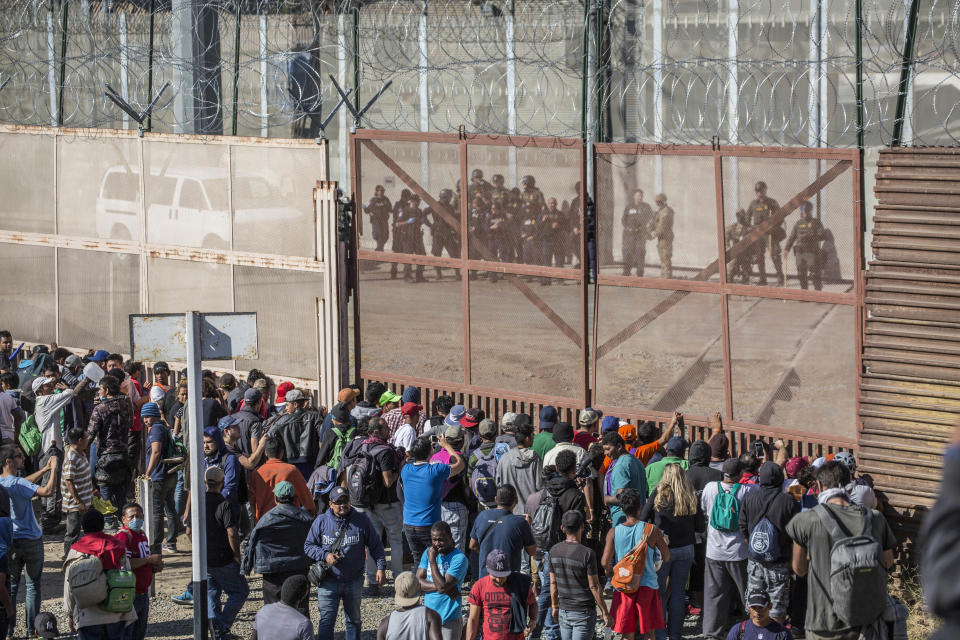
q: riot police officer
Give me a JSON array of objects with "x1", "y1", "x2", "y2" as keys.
[
  {"x1": 363, "y1": 185, "x2": 392, "y2": 251},
  {"x1": 651, "y1": 193, "x2": 674, "y2": 279},
  {"x1": 426, "y1": 188, "x2": 461, "y2": 280},
  {"x1": 747, "y1": 181, "x2": 786, "y2": 286},
  {"x1": 540, "y1": 197, "x2": 566, "y2": 271},
  {"x1": 490, "y1": 174, "x2": 509, "y2": 211},
  {"x1": 401, "y1": 193, "x2": 427, "y2": 282},
  {"x1": 467, "y1": 168, "x2": 492, "y2": 208},
  {"x1": 389, "y1": 189, "x2": 411, "y2": 279},
  {"x1": 622, "y1": 189, "x2": 654, "y2": 276},
  {"x1": 519, "y1": 175, "x2": 546, "y2": 264},
  {"x1": 725, "y1": 208, "x2": 757, "y2": 283},
  {"x1": 488, "y1": 202, "x2": 513, "y2": 281},
  {"x1": 468, "y1": 194, "x2": 490, "y2": 277},
  {"x1": 783, "y1": 200, "x2": 825, "y2": 290}
]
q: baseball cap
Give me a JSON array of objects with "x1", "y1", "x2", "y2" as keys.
[
  {"x1": 285, "y1": 389, "x2": 308, "y2": 403},
  {"x1": 722, "y1": 457, "x2": 742, "y2": 478},
  {"x1": 331, "y1": 402, "x2": 351, "y2": 423},
  {"x1": 276, "y1": 381, "x2": 295, "y2": 403},
  {"x1": 218, "y1": 415, "x2": 239, "y2": 431},
  {"x1": 329, "y1": 486, "x2": 349, "y2": 504},
  {"x1": 461, "y1": 408, "x2": 483, "y2": 429},
  {"x1": 811, "y1": 456, "x2": 827, "y2": 469},
  {"x1": 666, "y1": 436, "x2": 688, "y2": 455},
  {"x1": 445, "y1": 405, "x2": 466, "y2": 428},
  {"x1": 152, "y1": 361, "x2": 170, "y2": 373},
  {"x1": 578, "y1": 408, "x2": 600, "y2": 427},
  {"x1": 444, "y1": 424, "x2": 466, "y2": 442},
  {"x1": 243, "y1": 387, "x2": 262, "y2": 404},
  {"x1": 33, "y1": 612, "x2": 58, "y2": 639},
  {"x1": 273, "y1": 481, "x2": 295, "y2": 500},
  {"x1": 88, "y1": 350, "x2": 109, "y2": 362},
  {"x1": 553, "y1": 422, "x2": 574, "y2": 443},
  {"x1": 746, "y1": 590, "x2": 771, "y2": 609},
  {"x1": 478, "y1": 418, "x2": 498, "y2": 438},
  {"x1": 601, "y1": 416, "x2": 621, "y2": 433},
  {"x1": 394, "y1": 571, "x2": 422, "y2": 607},
  {"x1": 618, "y1": 423, "x2": 637, "y2": 443},
  {"x1": 140, "y1": 402, "x2": 161, "y2": 418},
  {"x1": 501, "y1": 412, "x2": 519, "y2": 429},
  {"x1": 338, "y1": 387, "x2": 359, "y2": 402},
  {"x1": 64, "y1": 354, "x2": 82, "y2": 368},
  {"x1": 784, "y1": 456, "x2": 809, "y2": 478},
  {"x1": 485, "y1": 549, "x2": 511, "y2": 578},
  {"x1": 379, "y1": 390, "x2": 402, "y2": 407},
  {"x1": 205, "y1": 466, "x2": 225, "y2": 484},
  {"x1": 539, "y1": 406, "x2": 558, "y2": 430},
  {"x1": 30, "y1": 376, "x2": 54, "y2": 393},
  {"x1": 401, "y1": 402, "x2": 422, "y2": 416}
]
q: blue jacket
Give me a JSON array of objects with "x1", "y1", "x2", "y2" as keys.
[
  {"x1": 241, "y1": 503, "x2": 313, "y2": 576},
  {"x1": 303, "y1": 508, "x2": 385, "y2": 582}
]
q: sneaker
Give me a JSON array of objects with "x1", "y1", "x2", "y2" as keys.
[
  {"x1": 364, "y1": 584, "x2": 382, "y2": 597},
  {"x1": 686, "y1": 604, "x2": 702, "y2": 617},
  {"x1": 171, "y1": 590, "x2": 194, "y2": 606},
  {"x1": 162, "y1": 544, "x2": 178, "y2": 554}
]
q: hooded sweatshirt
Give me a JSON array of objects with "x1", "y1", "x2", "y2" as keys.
[
  {"x1": 686, "y1": 440, "x2": 722, "y2": 496},
  {"x1": 738, "y1": 461, "x2": 799, "y2": 564},
  {"x1": 204, "y1": 426, "x2": 243, "y2": 504},
  {"x1": 495, "y1": 446, "x2": 543, "y2": 515}
]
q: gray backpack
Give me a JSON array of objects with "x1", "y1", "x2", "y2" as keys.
[{"x1": 815, "y1": 504, "x2": 887, "y2": 628}]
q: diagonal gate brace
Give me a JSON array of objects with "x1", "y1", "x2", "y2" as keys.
[
  {"x1": 359, "y1": 138, "x2": 583, "y2": 348},
  {"x1": 596, "y1": 159, "x2": 852, "y2": 360}
]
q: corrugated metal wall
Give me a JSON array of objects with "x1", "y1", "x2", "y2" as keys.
[{"x1": 861, "y1": 147, "x2": 960, "y2": 545}]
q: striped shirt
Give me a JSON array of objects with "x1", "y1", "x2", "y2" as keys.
[{"x1": 61, "y1": 447, "x2": 93, "y2": 512}]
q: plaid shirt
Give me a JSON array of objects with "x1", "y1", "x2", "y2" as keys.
[{"x1": 383, "y1": 408, "x2": 425, "y2": 442}]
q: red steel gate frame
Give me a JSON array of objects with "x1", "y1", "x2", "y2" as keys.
[
  {"x1": 591, "y1": 143, "x2": 864, "y2": 452},
  {"x1": 351, "y1": 129, "x2": 591, "y2": 408}
]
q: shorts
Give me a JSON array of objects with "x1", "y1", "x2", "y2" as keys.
[
  {"x1": 611, "y1": 586, "x2": 665, "y2": 635},
  {"x1": 746, "y1": 560, "x2": 792, "y2": 619}
]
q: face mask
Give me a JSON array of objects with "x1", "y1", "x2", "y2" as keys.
[{"x1": 127, "y1": 518, "x2": 144, "y2": 532}]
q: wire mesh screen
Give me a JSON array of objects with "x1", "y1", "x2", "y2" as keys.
[
  {"x1": 357, "y1": 259, "x2": 464, "y2": 381},
  {"x1": 0, "y1": 243, "x2": 56, "y2": 344},
  {"x1": 595, "y1": 152, "x2": 718, "y2": 280},
  {"x1": 594, "y1": 286, "x2": 726, "y2": 415},
  {"x1": 234, "y1": 265, "x2": 320, "y2": 379},
  {"x1": 0, "y1": 132, "x2": 55, "y2": 233},
  {"x1": 469, "y1": 271, "x2": 583, "y2": 399},
  {"x1": 729, "y1": 298, "x2": 856, "y2": 440},
  {"x1": 465, "y1": 144, "x2": 582, "y2": 267},
  {"x1": 147, "y1": 257, "x2": 233, "y2": 313},
  {"x1": 57, "y1": 248, "x2": 139, "y2": 352},
  {"x1": 58, "y1": 135, "x2": 139, "y2": 239},
  {"x1": 722, "y1": 156, "x2": 854, "y2": 291}
]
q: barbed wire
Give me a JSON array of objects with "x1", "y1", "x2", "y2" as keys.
[{"x1": 0, "y1": 0, "x2": 956, "y2": 147}]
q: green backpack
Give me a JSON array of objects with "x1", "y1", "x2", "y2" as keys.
[
  {"x1": 18, "y1": 414, "x2": 41, "y2": 457},
  {"x1": 100, "y1": 569, "x2": 136, "y2": 613},
  {"x1": 327, "y1": 426, "x2": 355, "y2": 471},
  {"x1": 710, "y1": 482, "x2": 741, "y2": 532}
]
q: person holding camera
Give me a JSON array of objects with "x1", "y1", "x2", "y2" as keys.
[{"x1": 304, "y1": 486, "x2": 386, "y2": 640}]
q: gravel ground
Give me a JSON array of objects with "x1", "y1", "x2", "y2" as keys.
[{"x1": 18, "y1": 531, "x2": 709, "y2": 640}]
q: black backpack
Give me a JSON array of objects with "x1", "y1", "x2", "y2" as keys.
[
  {"x1": 530, "y1": 492, "x2": 562, "y2": 550},
  {"x1": 342, "y1": 441, "x2": 389, "y2": 508},
  {"x1": 747, "y1": 493, "x2": 782, "y2": 563}
]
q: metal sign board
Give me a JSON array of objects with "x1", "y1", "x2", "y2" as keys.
[{"x1": 130, "y1": 312, "x2": 258, "y2": 361}]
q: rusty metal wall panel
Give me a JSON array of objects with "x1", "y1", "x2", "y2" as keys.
[{"x1": 861, "y1": 147, "x2": 960, "y2": 542}]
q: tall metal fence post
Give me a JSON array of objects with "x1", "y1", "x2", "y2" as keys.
[
  {"x1": 353, "y1": 1, "x2": 360, "y2": 115},
  {"x1": 418, "y1": 0, "x2": 429, "y2": 190},
  {"x1": 726, "y1": 0, "x2": 739, "y2": 211},
  {"x1": 892, "y1": 0, "x2": 920, "y2": 146},
  {"x1": 855, "y1": 0, "x2": 864, "y2": 149},
  {"x1": 506, "y1": 0, "x2": 517, "y2": 186},
  {"x1": 231, "y1": 1, "x2": 240, "y2": 136},
  {"x1": 146, "y1": 0, "x2": 155, "y2": 131},
  {"x1": 337, "y1": 9, "x2": 349, "y2": 185},
  {"x1": 584, "y1": 0, "x2": 595, "y2": 195},
  {"x1": 58, "y1": 0, "x2": 68, "y2": 127}
]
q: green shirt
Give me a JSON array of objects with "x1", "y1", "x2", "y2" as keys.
[
  {"x1": 531, "y1": 431, "x2": 556, "y2": 460},
  {"x1": 644, "y1": 456, "x2": 690, "y2": 490}
]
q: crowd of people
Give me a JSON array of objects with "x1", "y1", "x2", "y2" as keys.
[{"x1": 0, "y1": 330, "x2": 910, "y2": 640}]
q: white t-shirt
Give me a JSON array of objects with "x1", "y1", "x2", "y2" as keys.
[
  {"x1": 393, "y1": 423, "x2": 416, "y2": 452},
  {"x1": 700, "y1": 479, "x2": 754, "y2": 561},
  {"x1": 0, "y1": 392, "x2": 17, "y2": 441}
]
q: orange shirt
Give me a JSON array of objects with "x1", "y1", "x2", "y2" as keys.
[
  {"x1": 248, "y1": 458, "x2": 314, "y2": 520},
  {"x1": 600, "y1": 440, "x2": 662, "y2": 475}
]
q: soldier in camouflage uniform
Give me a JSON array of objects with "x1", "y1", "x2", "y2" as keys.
[
  {"x1": 389, "y1": 189, "x2": 411, "y2": 279},
  {"x1": 725, "y1": 208, "x2": 757, "y2": 283},
  {"x1": 747, "y1": 181, "x2": 786, "y2": 286},
  {"x1": 622, "y1": 189, "x2": 654, "y2": 276},
  {"x1": 425, "y1": 188, "x2": 461, "y2": 280},
  {"x1": 783, "y1": 200, "x2": 825, "y2": 290},
  {"x1": 467, "y1": 169, "x2": 492, "y2": 209},
  {"x1": 400, "y1": 193, "x2": 427, "y2": 282},
  {"x1": 363, "y1": 184, "x2": 392, "y2": 251},
  {"x1": 519, "y1": 175, "x2": 547, "y2": 265},
  {"x1": 651, "y1": 193, "x2": 675, "y2": 279}
]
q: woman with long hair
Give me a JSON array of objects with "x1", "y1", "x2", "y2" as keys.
[{"x1": 640, "y1": 463, "x2": 701, "y2": 640}]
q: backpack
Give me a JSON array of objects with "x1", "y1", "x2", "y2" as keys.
[
  {"x1": 343, "y1": 442, "x2": 389, "y2": 507},
  {"x1": 101, "y1": 568, "x2": 136, "y2": 613},
  {"x1": 530, "y1": 491, "x2": 562, "y2": 550},
  {"x1": 18, "y1": 413, "x2": 41, "y2": 457},
  {"x1": 327, "y1": 426, "x2": 355, "y2": 471},
  {"x1": 814, "y1": 504, "x2": 887, "y2": 628},
  {"x1": 470, "y1": 447, "x2": 499, "y2": 508},
  {"x1": 710, "y1": 482, "x2": 741, "y2": 532},
  {"x1": 735, "y1": 620, "x2": 787, "y2": 639},
  {"x1": 748, "y1": 493, "x2": 783, "y2": 563},
  {"x1": 66, "y1": 554, "x2": 108, "y2": 608},
  {"x1": 610, "y1": 522, "x2": 655, "y2": 593}
]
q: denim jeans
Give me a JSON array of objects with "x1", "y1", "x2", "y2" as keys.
[
  {"x1": 316, "y1": 578, "x2": 363, "y2": 640},
  {"x1": 656, "y1": 544, "x2": 695, "y2": 640},
  {"x1": 558, "y1": 609, "x2": 597, "y2": 640},
  {"x1": 533, "y1": 551, "x2": 559, "y2": 640},
  {"x1": 174, "y1": 471, "x2": 187, "y2": 521},
  {"x1": 207, "y1": 562, "x2": 249, "y2": 633},
  {"x1": 439, "y1": 501, "x2": 469, "y2": 552},
  {"x1": 100, "y1": 483, "x2": 126, "y2": 530},
  {"x1": 77, "y1": 622, "x2": 133, "y2": 640},
  {"x1": 404, "y1": 524, "x2": 432, "y2": 566},
  {"x1": 8, "y1": 537, "x2": 43, "y2": 638},
  {"x1": 131, "y1": 593, "x2": 149, "y2": 640},
  {"x1": 361, "y1": 502, "x2": 404, "y2": 581},
  {"x1": 38, "y1": 448, "x2": 62, "y2": 531},
  {"x1": 149, "y1": 475, "x2": 178, "y2": 552}
]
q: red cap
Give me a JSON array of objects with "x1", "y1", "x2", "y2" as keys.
[
  {"x1": 276, "y1": 381, "x2": 295, "y2": 403},
  {"x1": 400, "y1": 402, "x2": 423, "y2": 416}
]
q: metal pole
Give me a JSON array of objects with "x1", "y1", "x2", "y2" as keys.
[
  {"x1": 337, "y1": 12, "x2": 348, "y2": 183},
  {"x1": 506, "y1": 0, "x2": 517, "y2": 186},
  {"x1": 892, "y1": 0, "x2": 920, "y2": 146},
  {"x1": 584, "y1": 0, "x2": 596, "y2": 195},
  {"x1": 353, "y1": 1, "x2": 361, "y2": 115},
  {"x1": 185, "y1": 311, "x2": 209, "y2": 640},
  {"x1": 46, "y1": 4, "x2": 57, "y2": 127},
  {"x1": 58, "y1": 0, "x2": 68, "y2": 127},
  {"x1": 259, "y1": 14, "x2": 268, "y2": 137},
  {"x1": 231, "y1": 2, "x2": 241, "y2": 136},
  {"x1": 855, "y1": 0, "x2": 864, "y2": 149},
  {"x1": 146, "y1": 0, "x2": 155, "y2": 131},
  {"x1": 418, "y1": 1, "x2": 429, "y2": 190},
  {"x1": 120, "y1": 13, "x2": 130, "y2": 130}
]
